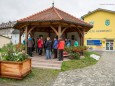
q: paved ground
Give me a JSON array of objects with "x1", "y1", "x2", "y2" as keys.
[{"x1": 53, "y1": 51, "x2": 115, "y2": 86}]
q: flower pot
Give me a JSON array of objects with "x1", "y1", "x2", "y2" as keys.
[{"x1": 0, "y1": 58, "x2": 31, "y2": 79}]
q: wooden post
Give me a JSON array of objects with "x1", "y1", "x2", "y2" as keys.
[
  {"x1": 25, "y1": 26, "x2": 28, "y2": 53},
  {"x1": 58, "y1": 25, "x2": 61, "y2": 39},
  {"x1": 82, "y1": 29, "x2": 84, "y2": 46},
  {"x1": 19, "y1": 30, "x2": 21, "y2": 44},
  {"x1": 79, "y1": 29, "x2": 84, "y2": 46}
]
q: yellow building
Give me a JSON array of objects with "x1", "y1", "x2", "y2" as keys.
[{"x1": 82, "y1": 8, "x2": 115, "y2": 51}]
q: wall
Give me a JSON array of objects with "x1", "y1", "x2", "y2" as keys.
[
  {"x1": 67, "y1": 32, "x2": 80, "y2": 45},
  {"x1": 11, "y1": 34, "x2": 25, "y2": 44},
  {"x1": 84, "y1": 10, "x2": 115, "y2": 50},
  {"x1": 0, "y1": 36, "x2": 11, "y2": 48}
]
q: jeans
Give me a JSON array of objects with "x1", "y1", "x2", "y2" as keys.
[{"x1": 46, "y1": 49, "x2": 52, "y2": 59}]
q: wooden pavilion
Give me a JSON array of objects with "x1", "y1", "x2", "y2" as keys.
[{"x1": 14, "y1": 6, "x2": 93, "y2": 52}]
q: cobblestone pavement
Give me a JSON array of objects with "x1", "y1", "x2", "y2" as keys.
[{"x1": 53, "y1": 51, "x2": 115, "y2": 86}]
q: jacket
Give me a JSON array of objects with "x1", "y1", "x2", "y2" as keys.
[
  {"x1": 74, "y1": 41, "x2": 78, "y2": 47},
  {"x1": 53, "y1": 40, "x2": 58, "y2": 49},
  {"x1": 28, "y1": 38, "x2": 33, "y2": 47},
  {"x1": 58, "y1": 40, "x2": 65, "y2": 50},
  {"x1": 37, "y1": 39, "x2": 43, "y2": 48},
  {"x1": 45, "y1": 40, "x2": 52, "y2": 50}
]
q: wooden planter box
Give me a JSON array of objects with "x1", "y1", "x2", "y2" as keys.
[{"x1": 0, "y1": 58, "x2": 31, "y2": 79}]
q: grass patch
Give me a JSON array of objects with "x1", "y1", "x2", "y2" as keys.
[
  {"x1": 0, "y1": 68, "x2": 60, "y2": 86},
  {"x1": 61, "y1": 51, "x2": 98, "y2": 71}
]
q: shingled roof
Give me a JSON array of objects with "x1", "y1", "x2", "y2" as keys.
[
  {"x1": 82, "y1": 8, "x2": 115, "y2": 19},
  {"x1": 18, "y1": 7, "x2": 92, "y2": 27}
]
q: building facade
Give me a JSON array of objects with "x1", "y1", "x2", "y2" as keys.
[
  {"x1": 0, "y1": 35, "x2": 11, "y2": 48},
  {"x1": 82, "y1": 8, "x2": 115, "y2": 51},
  {"x1": 0, "y1": 21, "x2": 25, "y2": 44}
]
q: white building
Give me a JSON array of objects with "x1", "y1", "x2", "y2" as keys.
[{"x1": 0, "y1": 21, "x2": 25, "y2": 44}]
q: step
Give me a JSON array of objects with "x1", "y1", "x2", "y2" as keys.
[
  {"x1": 32, "y1": 60, "x2": 62, "y2": 64},
  {"x1": 32, "y1": 62, "x2": 61, "y2": 67},
  {"x1": 32, "y1": 65, "x2": 61, "y2": 70}
]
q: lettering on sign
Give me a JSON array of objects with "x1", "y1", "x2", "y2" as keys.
[{"x1": 88, "y1": 30, "x2": 112, "y2": 33}]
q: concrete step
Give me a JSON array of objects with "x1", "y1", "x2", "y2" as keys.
[
  {"x1": 32, "y1": 60, "x2": 62, "y2": 64},
  {"x1": 32, "y1": 62, "x2": 61, "y2": 67},
  {"x1": 32, "y1": 64, "x2": 61, "y2": 70},
  {"x1": 32, "y1": 59, "x2": 62, "y2": 70}
]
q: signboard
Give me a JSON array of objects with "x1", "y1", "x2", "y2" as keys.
[{"x1": 87, "y1": 40, "x2": 102, "y2": 46}]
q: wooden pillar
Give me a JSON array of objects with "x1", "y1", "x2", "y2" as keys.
[
  {"x1": 58, "y1": 25, "x2": 62, "y2": 39},
  {"x1": 80, "y1": 29, "x2": 84, "y2": 46},
  {"x1": 50, "y1": 25, "x2": 67, "y2": 39},
  {"x1": 19, "y1": 30, "x2": 21, "y2": 44},
  {"x1": 82, "y1": 29, "x2": 84, "y2": 46},
  {"x1": 25, "y1": 26, "x2": 28, "y2": 53}
]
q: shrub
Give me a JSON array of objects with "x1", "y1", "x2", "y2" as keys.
[
  {"x1": 70, "y1": 52, "x2": 80, "y2": 60},
  {"x1": 0, "y1": 43, "x2": 28, "y2": 62},
  {"x1": 64, "y1": 46, "x2": 88, "y2": 53},
  {"x1": 15, "y1": 44, "x2": 25, "y2": 52}
]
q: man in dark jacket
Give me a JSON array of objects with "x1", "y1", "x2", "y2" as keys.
[{"x1": 45, "y1": 37, "x2": 52, "y2": 59}]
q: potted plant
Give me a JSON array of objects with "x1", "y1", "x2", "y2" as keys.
[{"x1": 0, "y1": 43, "x2": 31, "y2": 79}]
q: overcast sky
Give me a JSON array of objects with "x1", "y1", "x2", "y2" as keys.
[{"x1": 0, "y1": 0, "x2": 115, "y2": 23}]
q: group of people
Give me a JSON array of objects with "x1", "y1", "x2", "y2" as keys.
[{"x1": 26, "y1": 36, "x2": 79, "y2": 61}]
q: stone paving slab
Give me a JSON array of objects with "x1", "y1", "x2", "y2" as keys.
[{"x1": 53, "y1": 52, "x2": 115, "y2": 86}]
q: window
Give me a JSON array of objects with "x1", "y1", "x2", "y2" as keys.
[
  {"x1": 105, "y1": 19, "x2": 110, "y2": 26},
  {"x1": 87, "y1": 40, "x2": 102, "y2": 46}
]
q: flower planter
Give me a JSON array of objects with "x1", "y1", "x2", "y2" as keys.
[{"x1": 0, "y1": 58, "x2": 31, "y2": 79}]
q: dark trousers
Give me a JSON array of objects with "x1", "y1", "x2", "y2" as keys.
[
  {"x1": 38, "y1": 47, "x2": 42, "y2": 55},
  {"x1": 36, "y1": 46, "x2": 38, "y2": 53},
  {"x1": 28, "y1": 47, "x2": 32, "y2": 57},
  {"x1": 54, "y1": 49, "x2": 57, "y2": 58},
  {"x1": 32, "y1": 45, "x2": 35, "y2": 52},
  {"x1": 58, "y1": 49, "x2": 63, "y2": 61}
]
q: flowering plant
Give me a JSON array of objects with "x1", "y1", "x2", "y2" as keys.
[{"x1": 0, "y1": 43, "x2": 28, "y2": 62}]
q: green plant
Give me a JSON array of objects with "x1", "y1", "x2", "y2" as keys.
[
  {"x1": 70, "y1": 52, "x2": 80, "y2": 60},
  {"x1": 64, "y1": 46, "x2": 88, "y2": 53},
  {"x1": 0, "y1": 43, "x2": 28, "y2": 62},
  {"x1": 15, "y1": 44, "x2": 25, "y2": 52}
]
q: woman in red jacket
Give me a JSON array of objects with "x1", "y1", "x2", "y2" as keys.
[
  {"x1": 37, "y1": 36, "x2": 43, "y2": 55},
  {"x1": 57, "y1": 37, "x2": 65, "y2": 61}
]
